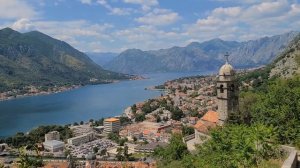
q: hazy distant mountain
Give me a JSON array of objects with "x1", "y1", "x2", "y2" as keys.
[
  {"x1": 87, "y1": 52, "x2": 118, "y2": 66},
  {"x1": 104, "y1": 32, "x2": 298, "y2": 74},
  {"x1": 0, "y1": 28, "x2": 127, "y2": 91}
]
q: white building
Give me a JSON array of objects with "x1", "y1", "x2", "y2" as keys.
[
  {"x1": 104, "y1": 118, "x2": 121, "y2": 134},
  {"x1": 45, "y1": 131, "x2": 60, "y2": 141},
  {"x1": 67, "y1": 132, "x2": 95, "y2": 146},
  {"x1": 43, "y1": 140, "x2": 64, "y2": 152}
]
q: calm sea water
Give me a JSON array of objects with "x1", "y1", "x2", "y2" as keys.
[{"x1": 0, "y1": 72, "x2": 211, "y2": 137}]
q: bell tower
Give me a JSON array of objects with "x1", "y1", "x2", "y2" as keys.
[{"x1": 217, "y1": 53, "x2": 238, "y2": 125}]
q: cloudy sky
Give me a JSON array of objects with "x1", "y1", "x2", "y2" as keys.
[{"x1": 0, "y1": 0, "x2": 299, "y2": 53}]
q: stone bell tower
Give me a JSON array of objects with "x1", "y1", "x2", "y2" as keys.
[{"x1": 217, "y1": 53, "x2": 238, "y2": 125}]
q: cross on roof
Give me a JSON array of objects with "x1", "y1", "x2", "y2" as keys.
[{"x1": 224, "y1": 52, "x2": 229, "y2": 63}]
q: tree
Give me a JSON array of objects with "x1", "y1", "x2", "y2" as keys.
[
  {"x1": 246, "y1": 76, "x2": 300, "y2": 147},
  {"x1": 131, "y1": 104, "x2": 137, "y2": 114},
  {"x1": 133, "y1": 136, "x2": 137, "y2": 142},
  {"x1": 135, "y1": 113, "x2": 145, "y2": 122},
  {"x1": 171, "y1": 107, "x2": 184, "y2": 121},
  {"x1": 116, "y1": 147, "x2": 124, "y2": 161},
  {"x1": 123, "y1": 145, "x2": 130, "y2": 161},
  {"x1": 119, "y1": 138, "x2": 127, "y2": 146},
  {"x1": 107, "y1": 133, "x2": 119, "y2": 143},
  {"x1": 182, "y1": 126, "x2": 194, "y2": 136},
  {"x1": 194, "y1": 124, "x2": 279, "y2": 168},
  {"x1": 156, "y1": 115, "x2": 161, "y2": 123},
  {"x1": 93, "y1": 147, "x2": 99, "y2": 154},
  {"x1": 18, "y1": 147, "x2": 43, "y2": 168},
  {"x1": 153, "y1": 134, "x2": 188, "y2": 164},
  {"x1": 100, "y1": 149, "x2": 107, "y2": 156}
]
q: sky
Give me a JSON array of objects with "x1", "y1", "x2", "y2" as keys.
[{"x1": 0, "y1": 0, "x2": 299, "y2": 53}]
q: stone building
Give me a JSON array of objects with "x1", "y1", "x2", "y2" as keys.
[
  {"x1": 45, "y1": 131, "x2": 60, "y2": 141},
  {"x1": 217, "y1": 54, "x2": 239, "y2": 124}
]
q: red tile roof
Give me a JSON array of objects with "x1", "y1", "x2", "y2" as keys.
[
  {"x1": 194, "y1": 111, "x2": 219, "y2": 134},
  {"x1": 201, "y1": 111, "x2": 219, "y2": 123}
]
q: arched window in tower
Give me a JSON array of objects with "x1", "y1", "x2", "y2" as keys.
[
  {"x1": 220, "y1": 84, "x2": 224, "y2": 93},
  {"x1": 230, "y1": 84, "x2": 235, "y2": 92}
]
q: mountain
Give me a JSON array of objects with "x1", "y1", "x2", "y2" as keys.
[
  {"x1": 86, "y1": 52, "x2": 118, "y2": 66},
  {"x1": 104, "y1": 32, "x2": 298, "y2": 74},
  {"x1": 270, "y1": 34, "x2": 300, "y2": 78},
  {"x1": 0, "y1": 28, "x2": 127, "y2": 91}
]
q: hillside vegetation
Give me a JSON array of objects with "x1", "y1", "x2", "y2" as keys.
[
  {"x1": 154, "y1": 33, "x2": 300, "y2": 168},
  {"x1": 0, "y1": 28, "x2": 127, "y2": 92}
]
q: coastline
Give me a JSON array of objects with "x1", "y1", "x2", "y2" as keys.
[
  {"x1": 0, "y1": 76, "x2": 146, "y2": 102},
  {"x1": 0, "y1": 85, "x2": 81, "y2": 102}
]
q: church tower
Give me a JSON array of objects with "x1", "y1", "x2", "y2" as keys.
[{"x1": 217, "y1": 53, "x2": 238, "y2": 125}]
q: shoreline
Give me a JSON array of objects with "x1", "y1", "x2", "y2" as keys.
[
  {"x1": 0, "y1": 76, "x2": 146, "y2": 102},
  {"x1": 0, "y1": 85, "x2": 81, "y2": 102}
]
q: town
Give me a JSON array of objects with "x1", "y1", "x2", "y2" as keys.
[
  {"x1": 0, "y1": 56, "x2": 297, "y2": 168},
  {"x1": 0, "y1": 69, "x2": 220, "y2": 168}
]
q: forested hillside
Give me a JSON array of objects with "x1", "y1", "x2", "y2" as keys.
[{"x1": 0, "y1": 28, "x2": 127, "y2": 92}]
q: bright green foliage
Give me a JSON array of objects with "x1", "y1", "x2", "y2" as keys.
[
  {"x1": 153, "y1": 134, "x2": 189, "y2": 165},
  {"x1": 250, "y1": 76, "x2": 300, "y2": 146},
  {"x1": 197, "y1": 124, "x2": 278, "y2": 168},
  {"x1": 162, "y1": 125, "x2": 279, "y2": 168}
]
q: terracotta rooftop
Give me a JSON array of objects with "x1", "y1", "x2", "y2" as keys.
[
  {"x1": 105, "y1": 118, "x2": 120, "y2": 122},
  {"x1": 201, "y1": 111, "x2": 219, "y2": 123},
  {"x1": 194, "y1": 120, "x2": 217, "y2": 134},
  {"x1": 43, "y1": 162, "x2": 69, "y2": 168},
  {"x1": 194, "y1": 111, "x2": 219, "y2": 134}
]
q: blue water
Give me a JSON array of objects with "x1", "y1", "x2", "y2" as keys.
[{"x1": 0, "y1": 72, "x2": 210, "y2": 137}]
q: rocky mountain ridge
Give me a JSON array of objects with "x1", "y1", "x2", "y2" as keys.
[{"x1": 104, "y1": 31, "x2": 298, "y2": 74}]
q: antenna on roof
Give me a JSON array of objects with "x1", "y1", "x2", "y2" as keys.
[{"x1": 224, "y1": 52, "x2": 230, "y2": 64}]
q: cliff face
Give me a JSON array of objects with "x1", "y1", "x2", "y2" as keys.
[{"x1": 270, "y1": 34, "x2": 300, "y2": 78}]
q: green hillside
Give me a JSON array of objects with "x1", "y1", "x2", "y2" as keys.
[
  {"x1": 0, "y1": 28, "x2": 128, "y2": 92},
  {"x1": 153, "y1": 33, "x2": 300, "y2": 168}
]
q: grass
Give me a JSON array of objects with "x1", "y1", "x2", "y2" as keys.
[{"x1": 257, "y1": 158, "x2": 285, "y2": 168}]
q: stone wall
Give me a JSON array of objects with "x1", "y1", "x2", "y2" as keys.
[{"x1": 281, "y1": 145, "x2": 298, "y2": 168}]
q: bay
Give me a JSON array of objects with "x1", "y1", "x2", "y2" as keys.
[{"x1": 0, "y1": 72, "x2": 211, "y2": 137}]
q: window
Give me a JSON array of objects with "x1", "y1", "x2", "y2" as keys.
[{"x1": 220, "y1": 85, "x2": 224, "y2": 93}]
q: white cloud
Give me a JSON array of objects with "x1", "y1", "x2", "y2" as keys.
[
  {"x1": 123, "y1": 0, "x2": 158, "y2": 11},
  {"x1": 186, "y1": 0, "x2": 300, "y2": 42},
  {"x1": 12, "y1": 18, "x2": 34, "y2": 31},
  {"x1": 0, "y1": 0, "x2": 36, "y2": 20},
  {"x1": 113, "y1": 25, "x2": 183, "y2": 50},
  {"x1": 80, "y1": 0, "x2": 92, "y2": 4},
  {"x1": 97, "y1": 0, "x2": 132, "y2": 15},
  {"x1": 123, "y1": 0, "x2": 158, "y2": 6},
  {"x1": 135, "y1": 8, "x2": 180, "y2": 26},
  {"x1": 10, "y1": 19, "x2": 115, "y2": 52}
]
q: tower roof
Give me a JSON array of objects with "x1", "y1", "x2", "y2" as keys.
[
  {"x1": 219, "y1": 63, "x2": 234, "y2": 76},
  {"x1": 219, "y1": 53, "x2": 234, "y2": 76}
]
